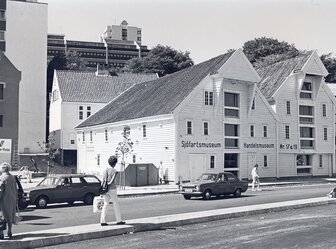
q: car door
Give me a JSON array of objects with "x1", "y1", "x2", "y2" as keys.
[
  {"x1": 214, "y1": 173, "x2": 229, "y2": 195},
  {"x1": 225, "y1": 173, "x2": 238, "y2": 194},
  {"x1": 83, "y1": 176, "x2": 101, "y2": 195},
  {"x1": 54, "y1": 177, "x2": 73, "y2": 202},
  {"x1": 70, "y1": 177, "x2": 86, "y2": 201}
]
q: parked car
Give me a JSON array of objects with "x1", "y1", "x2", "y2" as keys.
[
  {"x1": 15, "y1": 176, "x2": 29, "y2": 210},
  {"x1": 180, "y1": 172, "x2": 248, "y2": 200},
  {"x1": 26, "y1": 174, "x2": 101, "y2": 208}
]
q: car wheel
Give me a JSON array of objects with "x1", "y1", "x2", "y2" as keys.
[
  {"x1": 234, "y1": 188, "x2": 242, "y2": 197},
  {"x1": 83, "y1": 193, "x2": 94, "y2": 205},
  {"x1": 183, "y1": 195, "x2": 191, "y2": 200},
  {"x1": 203, "y1": 190, "x2": 212, "y2": 200},
  {"x1": 36, "y1": 196, "x2": 48, "y2": 208}
]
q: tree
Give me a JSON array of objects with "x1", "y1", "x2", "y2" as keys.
[
  {"x1": 115, "y1": 126, "x2": 134, "y2": 189},
  {"x1": 37, "y1": 131, "x2": 61, "y2": 175},
  {"x1": 64, "y1": 50, "x2": 88, "y2": 71},
  {"x1": 242, "y1": 37, "x2": 299, "y2": 65},
  {"x1": 320, "y1": 53, "x2": 336, "y2": 83},
  {"x1": 123, "y1": 45, "x2": 194, "y2": 76}
]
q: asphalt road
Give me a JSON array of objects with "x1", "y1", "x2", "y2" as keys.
[
  {"x1": 15, "y1": 184, "x2": 334, "y2": 234},
  {"x1": 43, "y1": 203, "x2": 336, "y2": 249}
]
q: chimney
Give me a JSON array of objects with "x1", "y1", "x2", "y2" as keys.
[{"x1": 96, "y1": 63, "x2": 110, "y2": 76}]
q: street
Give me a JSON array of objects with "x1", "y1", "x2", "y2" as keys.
[
  {"x1": 43, "y1": 203, "x2": 336, "y2": 249},
  {"x1": 14, "y1": 184, "x2": 334, "y2": 234}
]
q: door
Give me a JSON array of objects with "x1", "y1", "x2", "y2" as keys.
[
  {"x1": 189, "y1": 154, "x2": 206, "y2": 181},
  {"x1": 70, "y1": 177, "x2": 86, "y2": 201},
  {"x1": 214, "y1": 173, "x2": 229, "y2": 194},
  {"x1": 54, "y1": 177, "x2": 73, "y2": 202},
  {"x1": 136, "y1": 165, "x2": 148, "y2": 186},
  {"x1": 247, "y1": 153, "x2": 256, "y2": 180}
]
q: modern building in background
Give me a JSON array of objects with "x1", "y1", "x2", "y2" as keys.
[
  {"x1": 257, "y1": 51, "x2": 335, "y2": 177},
  {"x1": 6, "y1": 0, "x2": 48, "y2": 154},
  {"x1": 75, "y1": 49, "x2": 279, "y2": 182},
  {"x1": 47, "y1": 20, "x2": 150, "y2": 69},
  {"x1": 49, "y1": 66, "x2": 157, "y2": 166}
]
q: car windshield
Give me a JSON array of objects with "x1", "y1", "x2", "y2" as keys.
[
  {"x1": 38, "y1": 177, "x2": 59, "y2": 186},
  {"x1": 198, "y1": 174, "x2": 217, "y2": 181}
]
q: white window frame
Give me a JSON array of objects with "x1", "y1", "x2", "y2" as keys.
[
  {"x1": 263, "y1": 155, "x2": 268, "y2": 167},
  {"x1": 0, "y1": 10, "x2": 6, "y2": 20},
  {"x1": 250, "y1": 125, "x2": 254, "y2": 137},
  {"x1": 105, "y1": 129, "x2": 108, "y2": 142},
  {"x1": 263, "y1": 125, "x2": 268, "y2": 138},
  {"x1": 82, "y1": 132, "x2": 85, "y2": 143},
  {"x1": 0, "y1": 31, "x2": 5, "y2": 41},
  {"x1": 0, "y1": 82, "x2": 5, "y2": 100},
  {"x1": 285, "y1": 125, "x2": 290, "y2": 139},
  {"x1": 90, "y1": 131, "x2": 93, "y2": 142},
  {"x1": 87, "y1": 106, "x2": 91, "y2": 118},
  {"x1": 203, "y1": 121, "x2": 209, "y2": 136},
  {"x1": 142, "y1": 124, "x2": 147, "y2": 138},
  {"x1": 323, "y1": 127, "x2": 328, "y2": 141},
  {"x1": 322, "y1": 103, "x2": 327, "y2": 117},
  {"x1": 319, "y1": 155, "x2": 323, "y2": 168},
  {"x1": 204, "y1": 90, "x2": 214, "y2": 106},
  {"x1": 186, "y1": 120, "x2": 193, "y2": 135},
  {"x1": 286, "y1": 101, "x2": 291, "y2": 115},
  {"x1": 209, "y1": 155, "x2": 215, "y2": 169},
  {"x1": 79, "y1": 106, "x2": 84, "y2": 120}
]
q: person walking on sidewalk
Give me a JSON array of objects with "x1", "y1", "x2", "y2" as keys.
[
  {"x1": 0, "y1": 162, "x2": 18, "y2": 239},
  {"x1": 100, "y1": 156, "x2": 125, "y2": 226},
  {"x1": 251, "y1": 164, "x2": 261, "y2": 191}
]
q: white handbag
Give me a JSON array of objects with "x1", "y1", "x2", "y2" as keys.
[{"x1": 93, "y1": 196, "x2": 104, "y2": 213}]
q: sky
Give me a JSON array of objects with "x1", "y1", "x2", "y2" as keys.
[{"x1": 43, "y1": 0, "x2": 336, "y2": 63}]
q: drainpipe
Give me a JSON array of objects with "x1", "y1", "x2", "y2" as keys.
[{"x1": 276, "y1": 121, "x2": 279, "y2": 179}]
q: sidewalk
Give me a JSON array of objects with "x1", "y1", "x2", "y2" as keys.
[{"x1": 2, "y1": 196, "x2": 336, "y2": 249}]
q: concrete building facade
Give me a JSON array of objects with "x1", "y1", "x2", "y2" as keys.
[{"x1": 6, "y1": 0, "x2": 48, "y2": 153}]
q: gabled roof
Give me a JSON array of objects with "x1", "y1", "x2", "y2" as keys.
[
  {"x1": 256, "y1": 52, "x2": 312, "y2": 99},
  {"x1": 56, "y1": 71, "x2": 158, "y2": 103},
  {"x1": 76, "y1": 51, "x2": 235, "y2": 128}
]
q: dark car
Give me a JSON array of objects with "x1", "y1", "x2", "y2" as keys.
[
  {"x1": 180, "y1": 172, "x2": 248, "y2": 200},
  {"x1": 26, "y1": 174, "x2": 101, "y2": 208}
]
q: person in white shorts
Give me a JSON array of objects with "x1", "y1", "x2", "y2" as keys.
[
  {"x1": 251, "y1": 164, "x2": 261, "y2": 191},
  {"x1": 100, "y1": 156, "x2": 125, "y2": 226}
]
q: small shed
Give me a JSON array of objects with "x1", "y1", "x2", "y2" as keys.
[{"x1": 116, "y1": 163, "x2": 159, "y2": 187}]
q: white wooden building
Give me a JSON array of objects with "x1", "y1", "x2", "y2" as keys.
[
  {"x1": 49, "y1": 69, "x2": 157, "y2": 165},
  {"x1": 257, "y1": 51, "x2": 336, "y2": 177},
  {"x1": 75, "y1": 49, "x2": 280, "y2": 182}
]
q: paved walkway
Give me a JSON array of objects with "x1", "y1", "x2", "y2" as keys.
[{"x1": 1, "y1": 196, "x2": 335, "y2": 249}]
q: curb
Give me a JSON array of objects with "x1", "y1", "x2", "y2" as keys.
[
  {"x1": 118, "y1": 190, "x2": 179, "y2": 198},
  {"x1": 1, "y1": 197, "x2": 336, "y2": 249}
]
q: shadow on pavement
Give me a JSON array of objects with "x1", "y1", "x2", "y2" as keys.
[
  {"x1": 186, "y1": 195, "x2": 256, "y2": 201},
  {"x1": 21, "y1": 215, "x2": 50, "y2": 222}
]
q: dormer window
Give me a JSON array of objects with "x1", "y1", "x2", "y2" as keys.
[{"x1": 300, "y1": 82, "x2": 312, "y2": 99}]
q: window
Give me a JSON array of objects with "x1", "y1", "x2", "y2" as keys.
[
  {"x1": 143, "y1": 125, "x2": 147, "y2": 138},
  {"x1": 210, "y1": 155, "x2": 215, "y2": 169},
  {"x1": 90, "y1": 131, "x2": 93, "y2": 142},
  {"x1": 299, "y1": 106, "x2": 313, "y2": 116},
  {"x1": 224, "y1": 153, "x2": 238, "y2": 168},
  {"x1": 300, "y1": 82, "x2": 312, "y2": 99},
  {"x1": 133, "y1": 155, "x2": 136, "y2": 163},
  {"x1": 70, "y1": 139, "x2": 75, "y2": 145},
  {"x1": 122, "y1": 28, "x2": 127, "y2": 40},
  {"x1": 319, "y1": 155, "x2": 323, "y2": 168},
  {"x1": 263, "y1": 126, "x2": 268, "y2": 138},
  {"x1": 0, "y1": 31, "x2": 5, "y2": 41},
  {"x1": 0, "y1": 115, "x2": 3, "y2": 127},
  {"x1": 204, "y1": 91, "x2": 214, "y2": 106},
  {"x1": 285, "y1": 125, "x2": 290, "y2": 139},
  {"x1": 105, "y1": 129, "x2": 108, "y2": 142},
  {"x1": 300, "y1": 127, "x2": 314, "y2": 138},
  {"x1": 0, "y1": 84, "x2": 4, "y2": 100},
  {"x1": 97, "y1": 154, "x2": 101, "y2": 166},
  {"x1": 79, "y1": 106, "x2": 83, "y2": 120},
  {"x1": 82, "y1": 132, "x2": 85, "y2": 143},
  {"x1": 203, "y1": 122, "x2": 209, "y2": 135},
  {"x1": 251, "y1": 98, "x2": 255, "y2": 110},
  {"x1": 250, "y1": 125, "x2": 254, "y2": 137},
  {"x1": 264, "y1": 155, "x2": 268, "y2": 167},
  {"x1": 0, "y1": 10, "x2": 5, "y2": 20},
  {"x1": 186, "y1": 121, "x2": 192, "y2": 135},
  {"x1": 322, "y1": 104, "x2": 327, "y2": 117},
  {"x1": 83, "y1": 177, "x2": 100, "y2": 184},
  {"x1": 87, "y1": 106, "x2": 91, "y2": 118},
  {"x1": 225, "y1": 124, "x2": 239, "y2": 148},
  {"x1": 324, "y1": 127, "x2": 328, "y2": 141},
  {"x1": 300, "y1": 140, "x2": 314, "y2": 149},
  {"x1": 224, "y1": 92, "x2": 239, "y2": 118},
  {"x1": 286, "y1": 101, "x2": 290, "y2": 114},
  {"x1": 297, "y1": 154, "x2": 311, "y2": 166}
]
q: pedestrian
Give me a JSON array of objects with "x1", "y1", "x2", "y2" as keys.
[
  {"x1": 100, "y1": 156, "x2": 125, "y2": 226},
  {"x1": 30, "y1": 157, "x2": 38, "y2": 173},
  {"x1": 251, "y1": 164, "x2": 261, "y2": 191},
  {"x1": 0, "y1": 162, "x2": 18, "y2": 239}
]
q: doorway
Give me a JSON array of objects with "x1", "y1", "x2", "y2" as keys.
[{"x1": 189, "y1": 154, "x2": 206, "y2": 181}]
